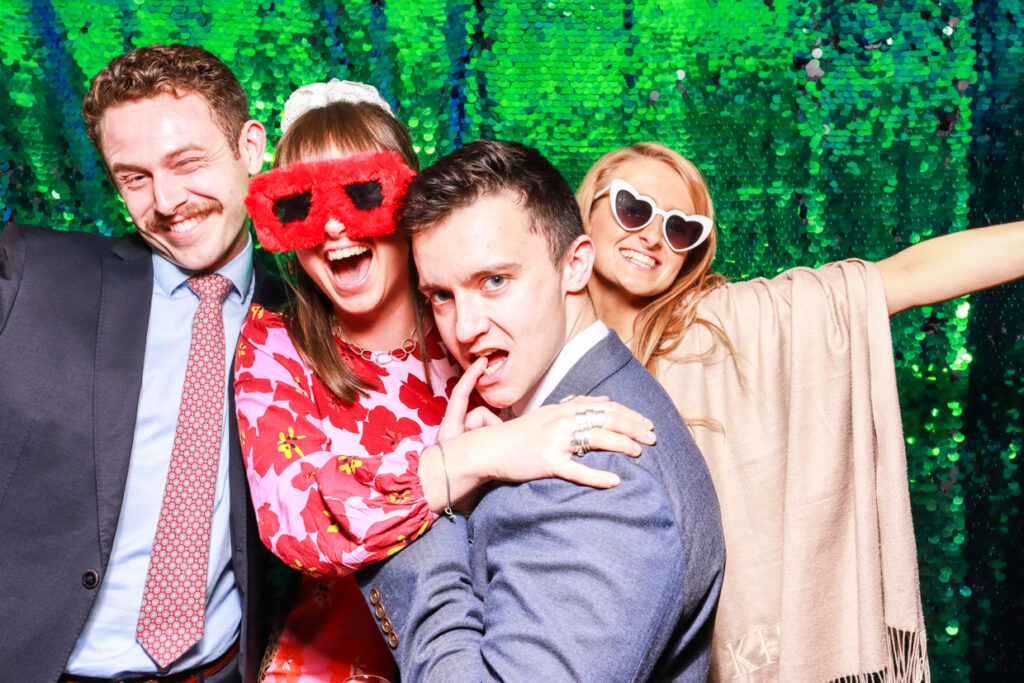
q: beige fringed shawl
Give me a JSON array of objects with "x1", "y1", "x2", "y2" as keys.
[{"x1": 655, "y1": 260, "x2": 928, "y2": 682}]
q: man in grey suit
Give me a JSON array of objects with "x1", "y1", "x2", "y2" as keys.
[{"x1": 357, "y1": 139, "x2": 725, "y2": 681}]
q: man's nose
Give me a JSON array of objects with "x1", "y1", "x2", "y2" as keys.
[
  {"x1": 152, "y1": 173, "x2": 188, "y2": 216},
  {"x1": 454, "y1": 297, "x2": 488, "y2": 344}
]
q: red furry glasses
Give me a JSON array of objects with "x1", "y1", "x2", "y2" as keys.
[{"x1": 245, "y1": 150, "x2": 416, "y2": 252}]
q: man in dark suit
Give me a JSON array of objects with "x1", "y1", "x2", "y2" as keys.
[
  {"x1": 357, "y1": 140, "x2": 726, "y2": 681},
  {"x1": 0, "y1": 45, "x2": 273, "y2": 682}
]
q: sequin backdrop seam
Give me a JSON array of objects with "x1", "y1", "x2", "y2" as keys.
[{"x1": 1, "y1": 1, "x2": 1022, "y2": 679}]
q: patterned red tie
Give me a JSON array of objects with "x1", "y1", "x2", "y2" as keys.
[{"x1": 137, "y1": 274, "x2": 233, "y2": 667}]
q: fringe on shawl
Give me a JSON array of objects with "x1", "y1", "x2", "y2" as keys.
[{"x1": 829, "y1": 628, "x2": 931, "y2": 683}]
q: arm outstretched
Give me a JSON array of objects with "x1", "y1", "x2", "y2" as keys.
[{"x1": 877, "y1": 220, "x2": 1024, "y2": 316}]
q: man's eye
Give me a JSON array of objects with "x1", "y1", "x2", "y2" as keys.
[
  {"x1": 484, "y1": 275, "x2": 506, "y2": 289},
  {"x1": 429, "y1": 291, "x2": 452, "y2": 305}
]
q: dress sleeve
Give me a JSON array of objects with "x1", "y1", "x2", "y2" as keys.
[{"x1": 234, "y1": 305, "x2": 437, "y2": 578}]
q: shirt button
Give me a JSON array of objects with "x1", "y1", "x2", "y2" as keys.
[
  {"x1": 387, "y1": 632, "x2": 399, "y2": 649},
  {"x1": 369, "y1": 588, "x2": 381, "y2": 605},
  {"x1": 81, "y1": 570, "x2": 99, "y2": 589}
]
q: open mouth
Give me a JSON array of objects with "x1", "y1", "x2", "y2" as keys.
[
  {"x1": 327, "y1": 245, "x2": 372, "y2": 288},
  {"x1": 620, "y1": 248, "x2": 657, "y2": 270},
  {"x1": 473, "y1": 349, "x2": 509, "y2": 378}
]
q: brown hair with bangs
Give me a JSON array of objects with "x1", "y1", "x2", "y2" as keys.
[
  {"x1": 82, "y1": 44, "x2": 250, "y2": 157},
  {"x1": 576, "y1": 142, "x2": 731, "y2": 375},
  {"x1": 273, "y1": 100, "x2": 425, "y2": 404}
]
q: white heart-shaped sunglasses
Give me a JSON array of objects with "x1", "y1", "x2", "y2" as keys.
[{"x1": 594, "y1": 178, "x2": 713, "y2": 253}]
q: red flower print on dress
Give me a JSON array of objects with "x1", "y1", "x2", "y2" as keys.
[
  {"x1": 423, "y1": 326, "x2": 450, "y2": 361},
  {"x1": 300, "y1": 491, "x2": 349, "y2": 546},
  {"x1": 234, "y1": 368, "x2": 274, "y2": 393},
  {"x1": 399, "y1": 374, "x2": 446, "y2": 427},
  {"x1": 314, "y1": 379, "x2": 368, "y2": 434},
  {"x1": 270, "y1": 352, "x2": 320, "y2": 415},
  {"x1": 247, "y1": 406, "x2": 328, "y2": 477},
  {"x1": 359, "y1": 406, "x2": 423, "y2": 455},
  {"x1": 276, "y1": 534, "x2": 334, "y2": 576},
  {"x1": 243, "y1": 304, "x2": 276, "y2": 346},
  {"x1": 336, "y1": 342, "x2": 389, "y2": 390},
  {"x1": 291, "y1": 461, "x2": 320, "y2": 493},
  {"x1": 257, "y1": 502, "x2": 281, "y2": 540}
]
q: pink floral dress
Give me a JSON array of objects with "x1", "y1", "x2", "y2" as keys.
[{"x1": 234, "y1": 304, "x2": 460, "y2": 681}]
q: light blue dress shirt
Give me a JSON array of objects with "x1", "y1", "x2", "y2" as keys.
[{"x1": 66, "y1": 239, "x2": 254, "y2": 676}]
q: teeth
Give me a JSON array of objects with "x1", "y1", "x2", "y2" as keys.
[
  {"x1": 168, "y1": 216, "x2": 201, "y2": 233},
  {"x1": 327, "y1": 246, "x2": 370, "y2": 261},
  {"x1": 621, "y1": 249, "x2": 656, "y2": 269},
  {"x1": 473, "y1": 350, "x2": 505, "y2": 376}
]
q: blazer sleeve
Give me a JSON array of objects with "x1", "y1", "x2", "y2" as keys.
[
  {"x1": 358, "y1": 454, "x2": 688, "y2": 682},
  {"x1": 0, "y1": 224, "x2": 27, "y2": 334}
]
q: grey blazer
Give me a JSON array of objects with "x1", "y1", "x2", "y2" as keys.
[
  {"x1": 357, "y1": 331, "x2": 725, "y2": 682},
  {"x1": 0, "y1": 224, "x2": 275, "y2": 683}
]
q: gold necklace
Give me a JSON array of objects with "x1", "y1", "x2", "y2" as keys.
[{"x1": 335, "y1": 327, "x2": 417, "y2": 365}]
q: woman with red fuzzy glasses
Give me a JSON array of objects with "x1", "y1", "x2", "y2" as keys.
[
  {"x1": 236, "y1": 82, "x2": 654, "y2": 681},
  {"x1": 576, "y1": 142, "x2": 1024, "y2": 682}
]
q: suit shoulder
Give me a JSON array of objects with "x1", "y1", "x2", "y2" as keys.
[
  {"x1": 2, "y1": 224, "x2": 143, "y2": 268},
  {"x1": 4, "y1": 224, "x2": 131, "y2": 255}
]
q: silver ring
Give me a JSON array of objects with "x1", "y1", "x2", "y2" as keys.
[
  {"x1": 569, "y1": 427, "x2": 590, "y2": 456},
  {"x1": 575, "y1": 408, "x2": 606, "y2": 432}
]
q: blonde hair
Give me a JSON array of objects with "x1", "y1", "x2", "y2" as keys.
[{"x1": 576, "y1": 142, "x2": 729, "y2": 376}]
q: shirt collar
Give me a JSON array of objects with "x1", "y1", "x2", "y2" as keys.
[
  {"x1": 512, "y1": 321, "x2": 608, "y2": 417},
  {"x1": 152, "y1": 234, "x2": 254, "y2": 300}
]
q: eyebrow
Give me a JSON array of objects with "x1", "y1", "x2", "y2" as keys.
[{"x1": 419, "y1": 261, "x2": 522, "y2": 292}]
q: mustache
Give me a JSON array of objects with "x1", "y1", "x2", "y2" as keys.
[{"x1": 146, "y1": 199, "x2": 223, "y2": 232}]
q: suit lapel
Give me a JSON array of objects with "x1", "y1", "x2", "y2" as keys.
[
  {"x1": 93, "y1": 236, "x2": 152, "y2": 566},
  {"x1": 541, "y1": 332, "x2": 634, "y2": 408}
]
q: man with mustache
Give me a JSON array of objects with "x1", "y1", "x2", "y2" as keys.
[
  {"x1": 356, "y1": 140, "x2": 725, "y2": 681},
  {"x1": 0, "y1": 44, "x2": 275, "y2": 682}
]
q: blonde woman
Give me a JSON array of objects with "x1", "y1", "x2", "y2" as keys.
[{"x1": 576, "y1": 142, "x2": 1024, "y2": 682}]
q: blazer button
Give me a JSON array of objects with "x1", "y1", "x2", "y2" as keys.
[
  {"x1": 387, "y1": 632, "x2": 399, "y2": 649},
  {"x1": 374, "y1": 603, "x2": 386, "y2": 619},
  {"x1": 369, "y1": 588, "x2": 381, "y2": 605},
  {"x1": 380, "y1": 617, "x2": 393, "y2": 634},
  {"x1": 81, "y1": 570, "x2": 99, "y2": 589}
]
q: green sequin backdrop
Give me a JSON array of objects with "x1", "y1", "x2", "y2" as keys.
[{"x1": 1, "y1": 1, "x2": 1022, "y2": 679}]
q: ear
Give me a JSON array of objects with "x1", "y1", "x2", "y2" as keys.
[
  {"x1": 560, "y1": 234, "x2": 595, "y2": 295},
  {"x1": 238, "y1": 119, "x2": 267, "y2": 176}
]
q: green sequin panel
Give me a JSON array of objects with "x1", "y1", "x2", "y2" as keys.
[{"x1": 2, "y1": 1, "x2": 1022, "y2": 677}]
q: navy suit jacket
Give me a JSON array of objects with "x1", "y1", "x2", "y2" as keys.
[
  {"x1": 0, "y1": 224, "x2": 275, "y2": 682},
  {"x1": 357, "y1": 331, "x2": 725, "y2": 681}
]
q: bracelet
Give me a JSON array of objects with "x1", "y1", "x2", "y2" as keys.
[{"x1": 436, "y1": 441, "x2": 455, "y2": 520}]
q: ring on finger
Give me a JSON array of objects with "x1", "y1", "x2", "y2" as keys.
[
  {"x1": 585, "y1": 408, "x2": 605, "y2": 430},
  {"x1": 569, "y1": 427, "x2": 590, "y2": 456}
]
